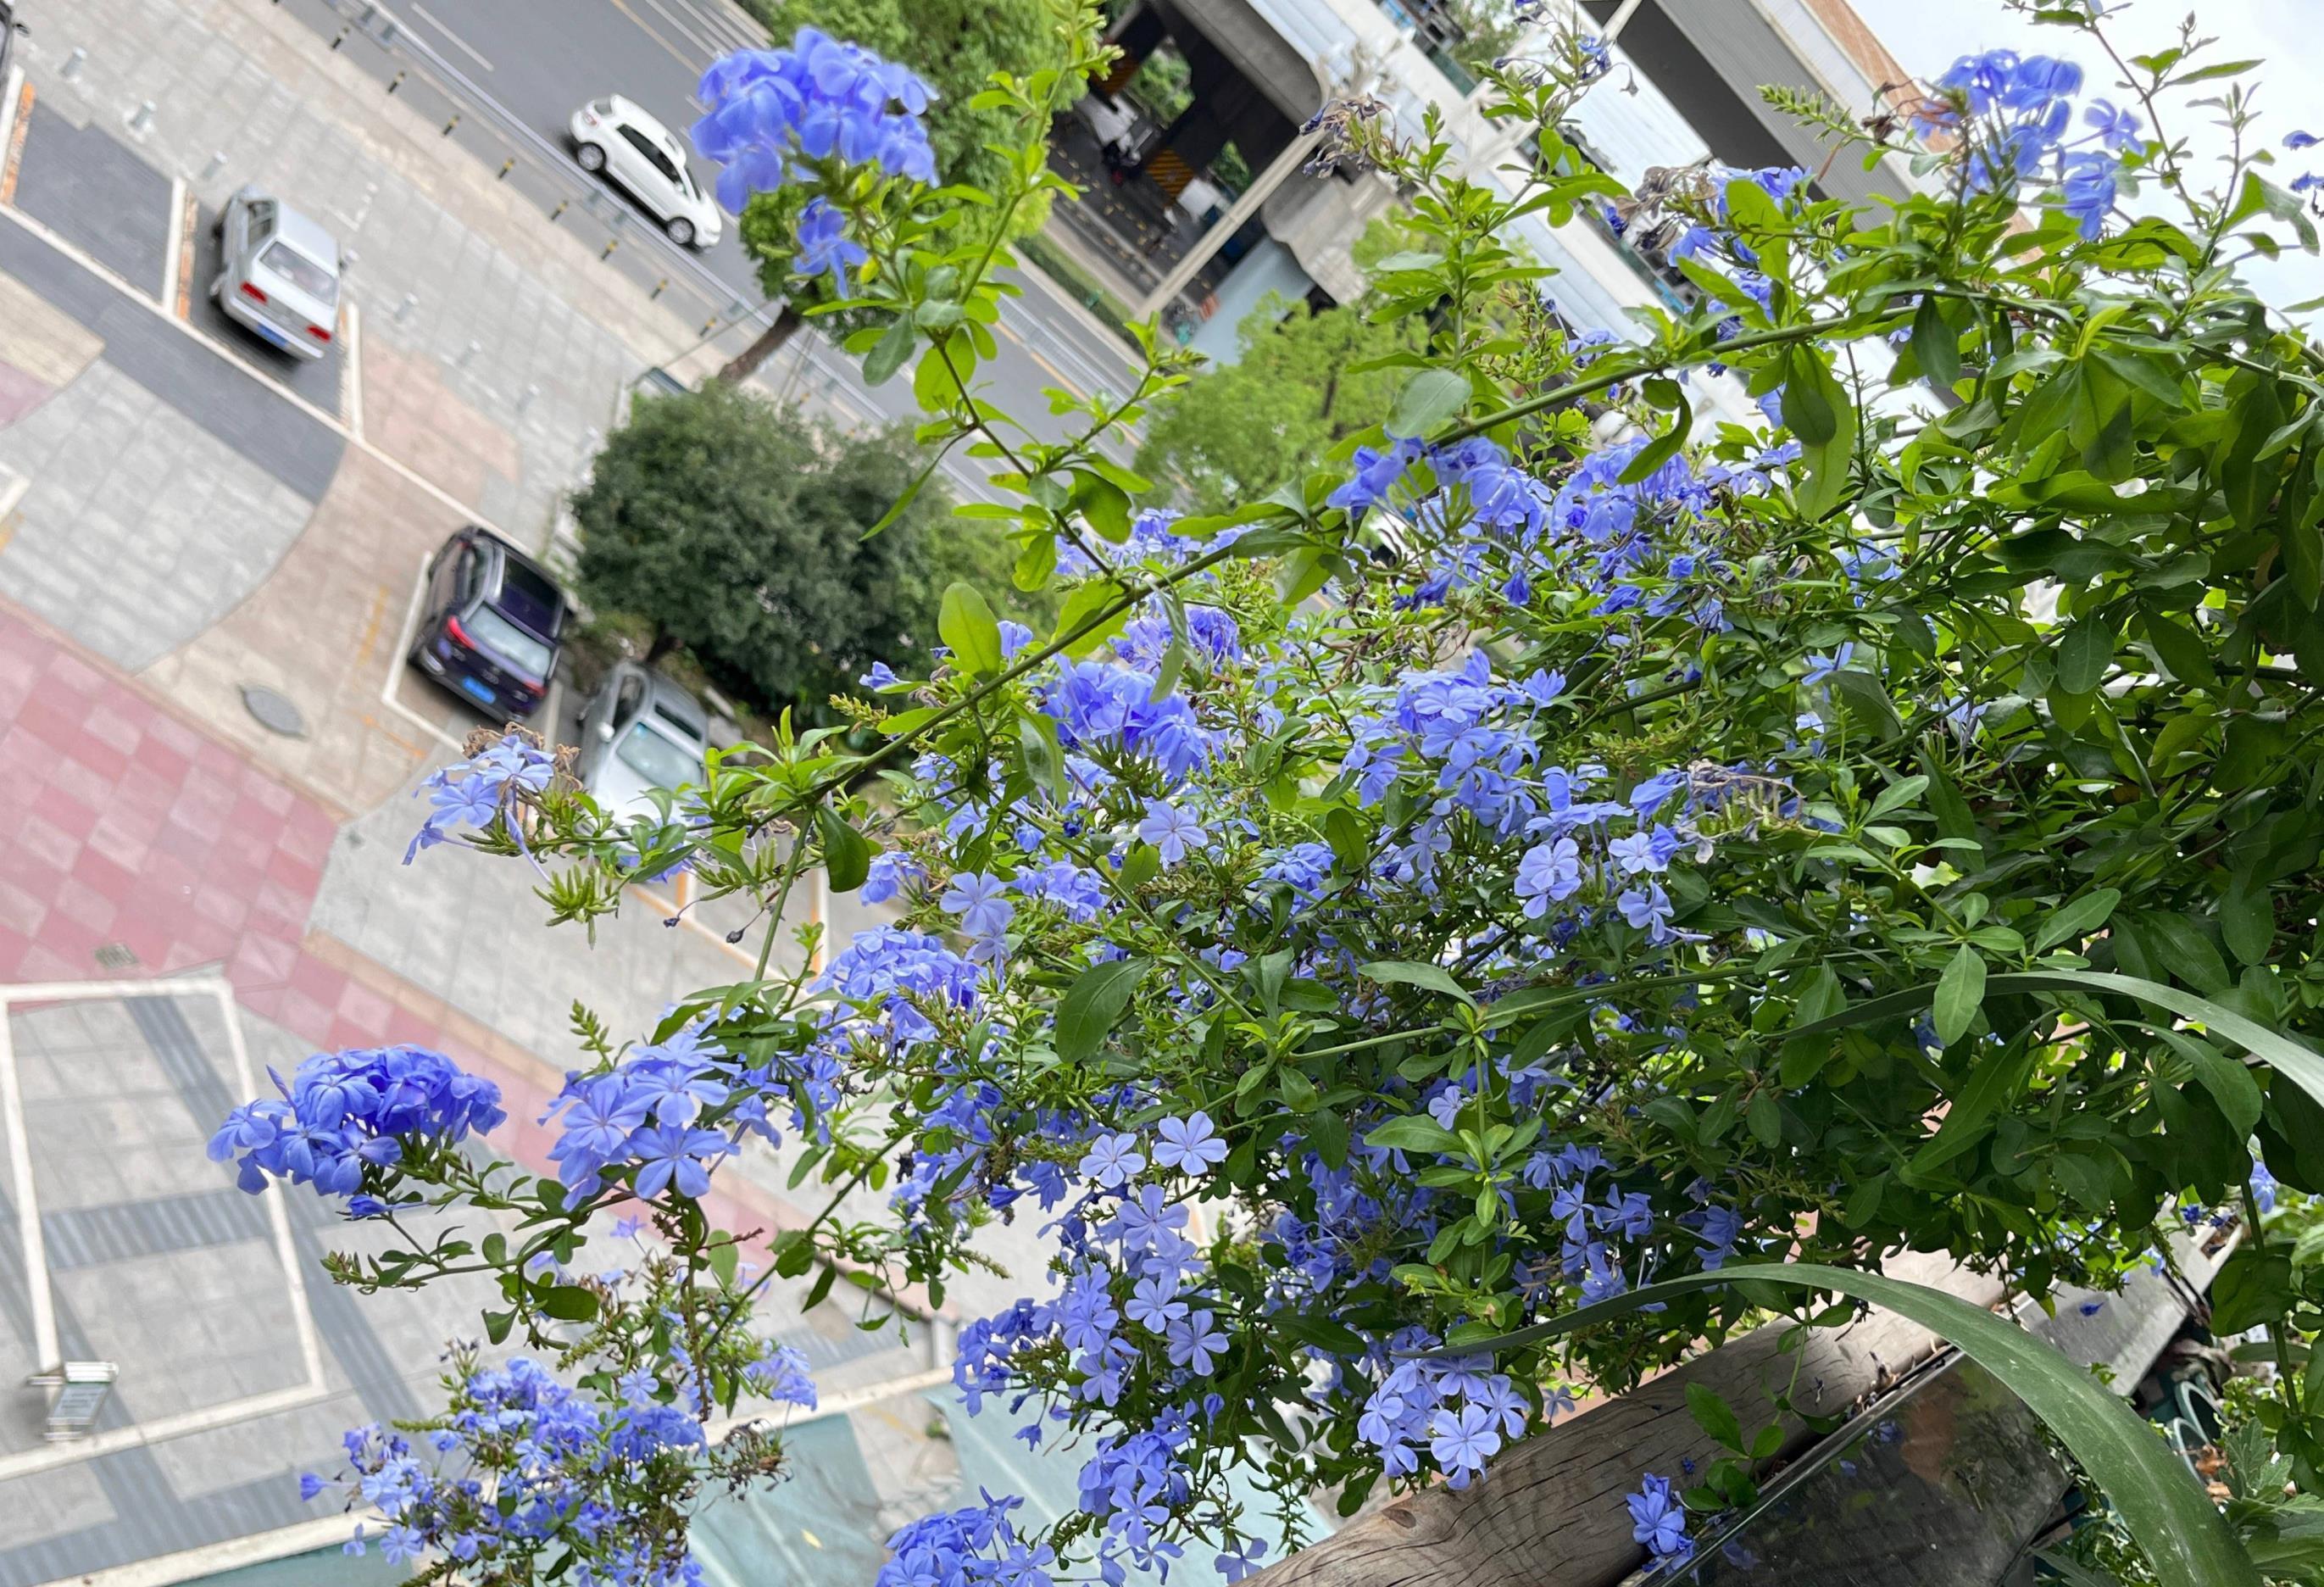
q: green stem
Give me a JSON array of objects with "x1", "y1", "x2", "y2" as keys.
[
  {"x1": 1435, "y1": 312, "x2": 1883, "y2": 446},
  {"x1": 2241, "y1": 1180, "x2": 2299, "y2": 1412}
]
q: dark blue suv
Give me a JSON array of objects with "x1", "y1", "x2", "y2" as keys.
[{"x1": 409, "y1": 527, "x2": 569, "y2": 719}]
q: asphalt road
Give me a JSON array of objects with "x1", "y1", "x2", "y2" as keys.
[{"x1": 358, "y1": 0, "x2": 1142, "y2": 443}]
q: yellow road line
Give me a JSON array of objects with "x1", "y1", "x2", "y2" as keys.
[{"x1": 605, "y1": 0, "x2": 705, "y2": 74}]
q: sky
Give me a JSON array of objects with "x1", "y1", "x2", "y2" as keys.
[{"x1": 1849, "y1": 0, "x2": 2324, "y2": 309}]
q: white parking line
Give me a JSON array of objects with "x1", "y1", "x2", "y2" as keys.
[
  {"x1": 0, "y1": 998, "x2": 59, "y2": 1375},
  {"x1": 342, "y1": 300, "x2": 364, "y2": 439},
  {"x1": 381, "y1": 548, "x2": 468, "y2": 755},
  {"x1": 407, "y1": 3, "x2": 497, "y2": 72},
  {"x1": 159, "y1": 175, "x2": 185, "y2": 307},
  {"x1": 636, "y1": 0, "x2": 726, "y2": 62},
  {"x1": 0, "y1": 977, "x2": 331, "y2": 1482},
  {"x1": 0, "y1": 202, "x2": 509, "y2": 548}
]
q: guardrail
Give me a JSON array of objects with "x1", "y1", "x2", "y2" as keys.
[{"x1": 275, "y1": 0, "x2": 778, "y2": 354}]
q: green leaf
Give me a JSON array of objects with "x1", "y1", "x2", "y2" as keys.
[
  {"x1": 1619, "y1": 383, "x2": 1693, "y2": 484},
  {"x1": 2056, "y1": 618, "x2": 2116, "y2": 696},
  {"x1": 1386, "y1": 368, "x2": 1470, "y2": 439},
  {"x1": 484, "y1": 1308, "x2": 514, "y2": 1345},
  {"x1": 1841, "y1": 1172, "x2": 1889, "y2": 1228},
  {"x1": 1933, "y1": 946, "x2": 1988, "y2": 1046},
  {"x1": 2181, "y1": 1038, "x2": 2266, "y2": 1139},
  {"x1": 1051, "y1": 582, "x2": 1130, "y2": 658},
  {"x1": 1358, "y1": 960, "x2": 1475, "y2": 1005},
  {"x1": 1055, "y1": 958, "x2": 1148, "y2": 1065},
  {"x1": 1908, "y1": 1041, "x2": 2034, "y2": 1181},
  {"x1": 1687, "y1": 1383, "x2": 1744, "y2": 1452},
  {"x1": 938, "y1": 582, "x2": 1005, "y2": 675},
  {"x1": 1422, "y1": 1261, "x2": 2261, "y2": 1587},
  {"x1": 815, "y1": 806, "x2": 870, "y2": 894},
  {"x1": 1781, "y1": 350, "x2": 1838, "y2": 444},
  {"x1": 1793, "y1": 970, "x2": 2324, "y2": 1124},
  {"x1": 863, "y1": 317, "x2": 916, "y2": 387},
  {"x1": 1747, "y1": 1089, "x2": 1782, "y2": 1148},
  {"x1": 2032, "y1": 888, "x2": 2123, "y2": 953},
  {"x1": 1910, "y1": 296, "x2": 1961, "y2": 388},
  {"x1": 1365, "y1": 1114, "x2": 1466, "y2": 1155},
  {"x1": 2221, "y1": 877, "x2": 2274, "y2": 966},
  {"x1": 540, "y1": 1284, "x2": 600, "y2": 1322},
  {"x1": 2209, "y1": 1250, "x2": 2296, "y2": 1335}
]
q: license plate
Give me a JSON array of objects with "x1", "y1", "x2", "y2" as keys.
[
  {"x1": 250, "y1": 320, "x2": 291, "y2": 349},
  {"x1": 459, "y1": 677, "x2": 495, "y2": 704}
]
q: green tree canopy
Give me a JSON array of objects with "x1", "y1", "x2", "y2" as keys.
[
  {"x1": 570, "y1": 382, "x2": 1037, "y2": 723},
  {"x1": 1132, "y1": 292, "x2": 1417, "y2": 515}
]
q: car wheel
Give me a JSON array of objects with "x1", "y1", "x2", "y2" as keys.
[
  {"x1": 576, "y1": 142, "x2": 607, "y2": 173},
  {"x1": 664, "y1": 214, "x2": 695, "y2": 247}
]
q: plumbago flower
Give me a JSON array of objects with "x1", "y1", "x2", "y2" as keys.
[{"x1": 218, "y1": 8, "x2": 2324, "y2": 1586}]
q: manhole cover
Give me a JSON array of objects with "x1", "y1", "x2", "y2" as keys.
[
  {"x1": 240, "y1": 683, "x2": 307, "y2": 738},
  {"x1": 93, "y1": 943, "x2": 139, "y2": 970}
]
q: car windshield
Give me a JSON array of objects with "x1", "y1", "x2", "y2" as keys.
[
  {"x1": 465, "y1": 603, "x2": 553, "y2": 677},
  {"x1": 615, "y1": 720, "x2": 701, "y2": 790},
  {"x1": 259, "y1": 241, "x2": 337, "y2": 303}
]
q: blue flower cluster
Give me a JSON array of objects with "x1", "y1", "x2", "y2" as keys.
[
  {"x1": 542, "y1": 1020, "x2": 750, "y2": 1206},
  {"x1": 691, "y1": 32, "x2": 937, "y2": 213},
  {"x1": 1626, "y1": 1472, "x2": 1693, "y2": 1566},
  {"x1": 306, "y1": 1350, "x2": 811, "y2": 1587},
  {"x1": 1926, "y1": 50, "x2": 2138, "y2": 239},
  {"x1": 210, "y1": 1045, "x2": 504, "y2": 1201},
  {"x1": 879, "y1": 1491, "x2": 1058, "y2": 1587},
  {"x1": 406, "y1": 732, "x2": 555, "y2": 865}
]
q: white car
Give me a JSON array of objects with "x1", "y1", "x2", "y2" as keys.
[
  {"x1": 575, "y1": 662, "x2": 710, "y2": 821},
  {"x1": 569, "y1": 95, "x2": 722, "y2": 249},
  {"x1": 211, "y1": 187, "x2": 342, "y2": 360}
]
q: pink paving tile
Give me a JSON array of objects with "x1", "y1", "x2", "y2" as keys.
[
  {"x1": 288, "y1": 950, "x2": 348, "y2": 1007},
  {"x1": 0, "y1": 849, "x2": 66, "y2": 910},
  {"x1": 141, "y1": 849, "x2": 204, "y2": 901},
  {"x1": 47, "y1": 754, "x2": 115, "y2": 811},
  {"x1": 156, "y1": 817, "x2": 221, "y2": 867},
  {"x1": 334, "y1": 980, "x2": 395, "y2": 1038},
  {"x1": 275, "y1": 985, "x2": 339, "y2": 1045},
  {"x1": 264, "y1": 845, "x2": 323, "y2": 891},
  {"x1": 40, "y1": 649, "x2": 104, "y2": 699},
  {"x1": 279, "y1": 806, "x2": 339, "y2": 867},
  {"x1": 0, "y1": 926, "x2": 31, "y2": 981},
  {"x1": 0, "y1": 879, "x2": 49, "y2": 939},
  {"x1": 31, "y1": 782, "x2": 101, "y2": 841},
  {"x1": 214, "y1": 821, "x2": 275, "y2": 876},
  {"x1": 325, "y1": 1016, "x2": 381, "y2": 1051},
  {"x1": 228, "y1": 933, "x2": 302, "y2": 988},
  {"x1": 189, "y1": 887, "x2": 252, "y2": 933},
  {"x1": 131, "y1": 733, "x2": 192, "y2": 785},
  {"x1": 34, "y1": 911, "x2": 108, "y2": 968},
  {"x1": 9, "y1": 693, "x2": 87, "y2": 755},
  {"x1": 142, "y1": 713, "x2": 205, "y2": 760},
  {"x1": 57, "y1": 730, "x2": 130, "y2": 782},
  {"x1": 12, "y1": 943, "x2": 87, "y2": 983},
  {"x1": 192, "y1": 739, "x2": 243, "y2": 780},
  {"x1": 82, "y1": 703, "x2": 147, "y2": 758},
  {"x1": 85, "y1": 810, "x2": 158, "y2": 872},
  {"x1": 15, "y1": 813, "x2": 79, "y2": 872},
  {"x1": 236, "y1": 765, "x2": 297, "y2": 816},
  {"x1": 73, "y1": 848, "x2": 144, "y2": 907},
  {"x1": 382, "y1": 1006, "x2": 441, "y2": 1046},
  {"x1": 236, "y1": 982, "x2": 288, "y2": 1022},
  {"x1": 49, "y1": 877, "x2": 118, "y2": 938},
  {"x1": 247, "y1": 882, "x2": 311, "y2": 941}
]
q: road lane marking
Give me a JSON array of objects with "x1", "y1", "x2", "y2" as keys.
[
  {"x1": 408, "y1": 3, "x2": 498, "y2": 72},
  {"x1": 171, "y1": 187, "x2": 197, "y2": 316},
  {"x1": 605, "y1": 0, "x2": 704, "y2": 73},
  {"x1": 636, "y1": 0, "x2": 724, "y2": 62}
]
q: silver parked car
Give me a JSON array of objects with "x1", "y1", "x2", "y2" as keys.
[
  {"x1": 575, "y1": 662, "x2": 710, "y2": 821},
  {"x1": 211, "y1": 187, "x2": 341, "y2": 359},
  {"x1": 568, "y1": 95, "x2": 722, "y2": 248}
]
